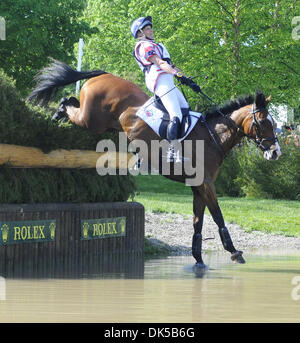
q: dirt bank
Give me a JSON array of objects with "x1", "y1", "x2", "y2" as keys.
[{"x1": 145, "y1": 212, "x2": 300, "y2": 255}]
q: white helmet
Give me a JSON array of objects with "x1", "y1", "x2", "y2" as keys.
[{"x1": 130, "y1": 16, "x2": 152, "y2": 38}]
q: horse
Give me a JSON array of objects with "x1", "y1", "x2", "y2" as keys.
[{"x1": 27, "y1": 59, "x2": 282, "y2": 269}]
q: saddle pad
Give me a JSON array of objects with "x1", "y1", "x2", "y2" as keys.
[{"x1": 136, "y1": 97, "x2": 202, "y2": 142}]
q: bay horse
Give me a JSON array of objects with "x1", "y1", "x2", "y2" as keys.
[{"x1": 28, "y1": 59, "x2": 281, "y2": 269}]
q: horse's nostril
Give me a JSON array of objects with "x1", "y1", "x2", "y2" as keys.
[{"x1": 272, "y1": 150, "x2": 278, "y2": 160}]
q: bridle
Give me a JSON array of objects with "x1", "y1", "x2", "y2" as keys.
[
  {"x1": 201, "y1": 103, "x2": 279, "y2": 158},
  {"x1": 247, "y1": 104, "x2": 278, "y2": 152},
  {"x1": 181, "y1": 82, "x2": 278, "y2": 156}
]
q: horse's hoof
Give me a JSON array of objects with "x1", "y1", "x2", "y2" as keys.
[
  {"x1": 52, "y1": 112, "x2": 60, "y2": 121},
  {"x1": 194, "y1": 262, "x2": 208, "y2": 269},
  {"x1": 59, "y1": 97, "x2": 68, "y2": 105},
  {"x1": 52, "y1": 111, "x2": 65, "y2": 122},
  {"x1": 60, "y1": 117, "x2": 69, "y2": 123},
  {"x1": 193, "y1": 262, "x2": 208, "y2": 271},
  {"x1": 193, "y1": 262, "x2": 208, "y2": 277},
  {"x1": 231, "y1": 251, "x2": 246, "y2": 264},
  {"x1": 56, "y1": 97, "x2": 68, "y2": 113}
]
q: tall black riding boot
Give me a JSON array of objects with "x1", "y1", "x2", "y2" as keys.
[{"x1": 167, "y1": 116, "x2": 181, "y2": 141}]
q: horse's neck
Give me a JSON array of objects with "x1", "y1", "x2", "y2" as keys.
[
  {"x1": 225, "y1": 108, "x2": 250, "y2": 151},
  {"x1": 215, "y1": 109, "x2": 249, "y2": 154},
  {"x1": 230, "y1": 107, "x2": 250, "y2": 128}
]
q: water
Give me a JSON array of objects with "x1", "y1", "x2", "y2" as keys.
[{"x1": 0, "y1": 250, "x2": 300, "y2": 323}]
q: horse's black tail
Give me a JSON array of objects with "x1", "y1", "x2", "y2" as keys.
[{"x1": 27, "y1": 58, "x2": 107, "y2": 106}]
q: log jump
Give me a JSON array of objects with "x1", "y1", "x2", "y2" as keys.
[{"x1": 0, "y1": 143, "x2": 136, "y2": 169}]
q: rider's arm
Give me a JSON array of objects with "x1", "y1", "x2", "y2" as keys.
[
  {"x1": 148, "y1": 55, "x2": 179, "y2": 76},
  {"x1": 148, "y1": 51, "x2": 199, "y2": 90}
]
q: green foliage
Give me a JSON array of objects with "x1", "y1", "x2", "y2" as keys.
[
  {"x1": 0, "y1": 69, "x2": 136, "y2": 203},
  {"x1": 0, "y1": 0, "x2": 97, "y2": 94},
  {"x1": 235, "y1": 139, "x2": 300, "y2": 200},
  {"x1": 215, "y1": 139, "x2": 300, "y2": 200},
  {"x1": 0, "y1": 68, "x2": 100, "y2": 151},
  {"x1": 0, "y1": 167, "x2": 135, "y2": 204},
  {"x1": 80, "y1": 0, "x2": 300, "y2": 110}
]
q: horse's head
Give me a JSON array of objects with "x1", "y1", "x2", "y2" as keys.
[{"x1": 243, "y1": 91, "x2": 281, "y2": 160}]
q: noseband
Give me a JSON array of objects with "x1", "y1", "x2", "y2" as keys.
[{"x1": 248, "y1": 105, "x2": 278, "y2": 152}]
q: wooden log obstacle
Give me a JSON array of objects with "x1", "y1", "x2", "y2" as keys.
[
  {"x1": 0, "y1": 143, "x2": 136, "y2": 169},
  {"x1": 0, "y1": 144, "x2": 145, "y2": 278}
]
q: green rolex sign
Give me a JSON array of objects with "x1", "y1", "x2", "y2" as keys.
[
  {"x1": 81, "y1": 217, "x2": 126, "y2": 240},
  {"x1": 0, "y1": 220, "x2": 56, "y2": 245}
]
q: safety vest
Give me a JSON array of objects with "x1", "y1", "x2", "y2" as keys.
[
  {"x1": 133, "y1": 40, "x2": 173, "y2": 73},
  {"x1": 133, "y1": 40, "x2": 173, "y2": 92}
]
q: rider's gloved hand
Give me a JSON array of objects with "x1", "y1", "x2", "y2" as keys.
[
  {"x1": 173, "y1": 71, "x2": 191, "y2": 85},
  {"x1": 173, "y1": 71, "x2": 201, "y2": 93}
]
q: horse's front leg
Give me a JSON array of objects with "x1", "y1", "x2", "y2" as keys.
[
  {"x1": 191, "y1": 186, "x2": 207, "y2": 269},
  {"x1": 204, "y1": 183, "x2": 245, "y2": 264}
]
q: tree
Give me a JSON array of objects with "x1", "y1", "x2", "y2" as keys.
[
  {"x1": 0, "y1": 0, "x2": 96, "y2": 94},
  {"x1": 81, "y1": 0, "x2": 300, "y2": 110}
]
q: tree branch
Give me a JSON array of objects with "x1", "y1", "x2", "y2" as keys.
[
  {"x1": 285, "y1": 0, "x2": 298, "y2": 19},
  {"x1": 214, "y1": 0, "x2": 234, "y2": 20}
]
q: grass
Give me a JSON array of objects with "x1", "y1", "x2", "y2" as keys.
[{"x1": 133, "y1": 174, "x2": 300, "y2": 237}]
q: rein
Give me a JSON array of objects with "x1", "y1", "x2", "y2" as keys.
[{"x1": 191, "y1": 85, "x2": 278, "y2": 156}]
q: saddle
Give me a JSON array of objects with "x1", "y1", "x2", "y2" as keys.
[{"x1": 136, "y1": 96, "x2": 202, "y2": 142}]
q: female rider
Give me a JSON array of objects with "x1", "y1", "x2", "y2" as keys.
[{"x1": 131, "y1": 16, "x2": 196, "y2": 161}]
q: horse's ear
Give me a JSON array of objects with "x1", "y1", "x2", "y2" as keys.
[
  {"x1": 266, "y1": 95, "x2": 271, "y2": 105},
  {"x1": 255, "y1": 90, "x2": 266, "y2": 108}
]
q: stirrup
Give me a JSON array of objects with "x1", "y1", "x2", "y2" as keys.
[
  {"x1": 133, "y1": 154, "x2": 141, "y2": 170},
  {"x1": 166, "y1": 147, "x2": 187, "y2": 163},
  {"x1": 166, "y1": 146, "x2": 175, "y2": 163},
  {"x1": 174, "y1": 150, "x2": 183, "y2": 163}
]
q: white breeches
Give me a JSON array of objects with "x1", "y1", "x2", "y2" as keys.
[{"x1": 154, "y1": 73, "x2": 189, "y2": 122}]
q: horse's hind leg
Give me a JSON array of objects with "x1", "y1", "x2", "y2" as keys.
[
  {"x1": 52, "y1": 97, "x2": 68, "y2": 121},
  {"x1": 52, "y1": 96, "x2": 79, "y2": 122},
  {"x1": 52, "y1": 97, "x2": 86, "y2": 127},
  {"x1": 204, "y1": 183, "x2": 245, "y2": 264}
]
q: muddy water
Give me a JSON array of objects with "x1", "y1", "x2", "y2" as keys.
[{"x1": 0, "y1": 250, "x2": 300, "y2": 323}]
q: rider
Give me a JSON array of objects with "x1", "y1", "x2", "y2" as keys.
[{"x1": 130, "y1": 16, "x2": 198, "y2": 161}]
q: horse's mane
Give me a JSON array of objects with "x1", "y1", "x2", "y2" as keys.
[{"x1": 205, "y1": 94, "x2": 254, "y2": 118}]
